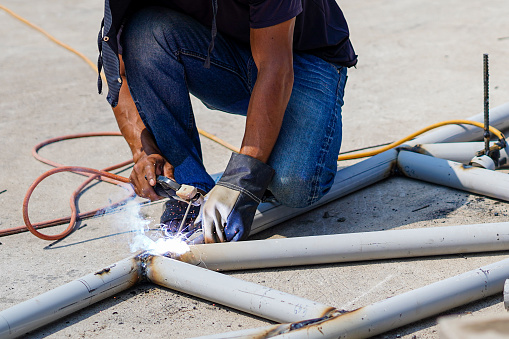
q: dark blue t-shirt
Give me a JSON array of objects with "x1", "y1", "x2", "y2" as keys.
[
  {"x1": 99, "y1": 0, "x2": 357, "y2": 106},
  {"x1": 149, "y1": 0, "x2": 357, "y2": 66}
]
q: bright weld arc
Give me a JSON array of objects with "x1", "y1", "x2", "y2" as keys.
[
  {"x1": 136, "y1": 222, "x2": 190, "y2": 256},
  {"x1": 122, "y1": 199, "x2": 191, "y2": 256},
  {"x1": 149, "y1": 235, "x2": 190, "y2": 256}
]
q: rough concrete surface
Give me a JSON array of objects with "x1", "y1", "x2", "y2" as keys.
[
  {"x1": 439, "y1": 313, "x2": 509, "y2": 339},
  {"x1": 1, "y1": 0, "x2": 509, "y2": 338}
]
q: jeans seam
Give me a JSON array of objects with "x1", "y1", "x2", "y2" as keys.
[
  {"x1": 167, "y1": 50, "x2": 194, "y2": 133},
  {"x1": 308, "y1": 71, "x2": 342, "y2": 205},
  {"x1": 184, "y1": 73, "x2": 194, "y2": 132},
  {"x1": 247, "y1": 57, "x2": 256, "y2": 91}
]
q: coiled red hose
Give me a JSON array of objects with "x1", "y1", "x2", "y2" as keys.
[{"x1": 1, "y1": 133, "x2": 134, "y2": 240}]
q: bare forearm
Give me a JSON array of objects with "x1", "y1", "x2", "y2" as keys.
[
  {"x1": 241, "y1": 67, "x2": 293, "y2": 163},
  {"x1": 113, "y1": 79, "x2": 158, "y2": 160},
  {"x1": 242, "y1": 19, "x2": 295, "y2": 163},
  {"x1": 112, "y1": 56, "x2": 175, "y2": 200},
  {"x1": 113, "y1": 55, "x2": 160, "y2": 162}
]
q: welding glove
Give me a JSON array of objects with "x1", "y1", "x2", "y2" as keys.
[{"x1": 197, "y1": 153, "x2": 274, "y2": 243}]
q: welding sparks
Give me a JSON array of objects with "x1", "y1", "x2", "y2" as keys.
[
  {"x1": 131, "y1": 221, "x2": 191, "y2": 256},
  {"x1": 112, "y1": 200, "x2": 191, "y2": 256},
  {"x1": 150, "y1": 235, "x2": 190, "y2": 256}
]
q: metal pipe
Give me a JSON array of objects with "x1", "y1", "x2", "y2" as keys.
[
  {"x1": 0, "y1": 255, "x2": 142, "y2": 339},
  {"x1": 250, "y1": 149, "x2": 399, "y2": 235},
  {"x1": 406, "y1": 102, "x2": 509, "y2": 145},
  {"x1": 248, "y1": 102, "x2": 509, "y2": 237},
  {"x1": 195, "y1": 257, "x2": 509, "y2": 339},
  {"x1": 4, "y1": 103, "x2": 509, "y2": 337},
  {"x1": 398, "y1": 150, "x2": 509, "y2": 201},
  {"x1": 174, "y1": 223, "x2": 509, "y2": 271},
  {"x1": 145, "y1": 255, "x2": 336, "y2": 323},
  {"x1": 408, "y1": 141, "x2": 509, "y2": 167}
]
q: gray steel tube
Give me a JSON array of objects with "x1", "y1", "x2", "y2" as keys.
[
  {"x1": 145, "y1": 255, "x2": 336, "y2": 323},
  {"x1": 196, "y1": 257, "x2": 509, "y2": 339},
  {"x1": 249, "y1": 102, "x2": 509, "y2": 237},
  {"x1": 174, "y1": 223, "x2": 509, "y2": 271},
  {"x1": 398, "y1": 150, "x2": 509, "y2": 201},
  {"x1": 250, "y1": 149, "x2": 398, "y2": 235},
  {"x1": 407, "y1": 102, "x2": 509, "y2": 145},
  {"x1": 188, "y1": 149, "x2": 398, "y2": 244},
  {"x1": 0, "y1": 255, "x2": 142, "y2": 339},
  {"x1": 408, "y1": 141, "x2": 509, "y2": 166}
]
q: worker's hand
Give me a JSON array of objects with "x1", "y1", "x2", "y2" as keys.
[
  {"x1": 196, "y1": 153, "x2": 274, "y2": 243},
  {"x1": 130, "y1": 152, "x2": 174, "y2": 201}
]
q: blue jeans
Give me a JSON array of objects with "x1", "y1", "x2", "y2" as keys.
[{"x1": 121, "y1": 7, "x2": 348, "y2": 208}]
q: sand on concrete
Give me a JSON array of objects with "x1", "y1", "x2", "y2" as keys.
[{"x1": 1, "y1": 0, "x2": 509, "y2": 338}]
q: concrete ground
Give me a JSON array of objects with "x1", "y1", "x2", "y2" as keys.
[{"x1": 1, "y1": 0, "x2": 509, "y2": 338}]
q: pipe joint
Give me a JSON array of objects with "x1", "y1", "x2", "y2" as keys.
[
  {"x1": 470, "y1": 155, "x2": 496, "y2": 170},
  {"x1": 472, "y1": 139, "x2": 507, "y2": 168},
  {"x1": 136, "y1": 251, "x2": 153, "y2": 281}
]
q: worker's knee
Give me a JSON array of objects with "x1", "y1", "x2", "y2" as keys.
[{"x1": 269, "y1": 170, "x2": 335, "y2": 209}]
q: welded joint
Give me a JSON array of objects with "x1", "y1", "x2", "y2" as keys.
[
  {"x1": 136, "y1": 251, "x2": 154, "y2": 280},
  {"x1": 91, "y1": 251, "x2": 152, "y2": 282},
  {"x1": 289, "y1": 308, "x2": 348, "y2": 330},
  {"x1": 474, "y1": 140, "x2": 507, "y2": 168},
  {"x1": 390, "y1": 146, "x2": 413, "y2": 176},
  {"x1": 252, "y1": 308, "x2": 361, "y2": 338},
  {"x1": 384, "y1": 147, "x2": 405, "y2": 176}
]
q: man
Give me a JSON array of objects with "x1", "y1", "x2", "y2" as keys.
[{"x1": 98, "y1": 0, "x2": 357, "y2": 243}]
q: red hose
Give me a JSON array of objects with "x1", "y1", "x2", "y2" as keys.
[{"x1": 0, "y1": 133, "x2": 135, "y2": 240}]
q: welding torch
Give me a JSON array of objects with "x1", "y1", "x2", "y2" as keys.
[{"x1": 153, "y1": 175, "x2": 204, "y2": 236}]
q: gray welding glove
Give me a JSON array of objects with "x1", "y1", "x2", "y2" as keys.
[{"x1": 197, "y1": 153, "x2": 275, "y2": 243}]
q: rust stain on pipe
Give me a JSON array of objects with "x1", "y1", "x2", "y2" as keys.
[
  {"x1": 242, "y1": 308, "x2": 364, "y2": 338},
  {"x1": 247, "y1": 324, "x2": 296, "y2": 339},
  {"x1": 458, "y1": 164, "x2": 480, "y2": 171},
  {"x1": 94, "y1": 266, "x2": 112, "y2": 276},
  {"x1": 142, "y1": 254, "x2": 163, "y2": 282},
  {"x1": 278, "y1": 307, "x2": 366, "y2": 337},
  {"x1": 385, "y1": 153, "x2": 400, "y2": 177},
  {"x1": 401, "y1": 144, "x2": 431, "y2": 156}
]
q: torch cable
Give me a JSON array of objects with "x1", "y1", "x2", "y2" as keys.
[
  {"x1": 23, "y1": 165, "x2": 131, "y2": 241},
  {"x1": 0, "y1": 132, "x2": 136, "y2": 240}
]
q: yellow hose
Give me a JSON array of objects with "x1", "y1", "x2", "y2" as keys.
[
  {"x1": 2, "y1": 4, "x2": 505, "y2": 161},
  {"x1": 0, "y1": 4, "x2": 233, "y2": 150},
  {"x1": 0, "y1": 4, "x2": 105, "y2": 82},
  {"x1": 337, "y1": 120, "x2": 505, "y2": 161},
  {"x1": 197, "y1": 128, "x2": 240, "y2": 153}
]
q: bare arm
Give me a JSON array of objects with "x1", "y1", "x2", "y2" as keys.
[
  {"x1": 240, "y1": 18, "x2": 295, "y2": 163},
  {"x1": 113, "y1": 55, "x2": 174, "y2": 200}
]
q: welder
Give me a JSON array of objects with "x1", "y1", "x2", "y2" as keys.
[{"x1": 97, "y1": 0, "x2": 357, "y2": 243}]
